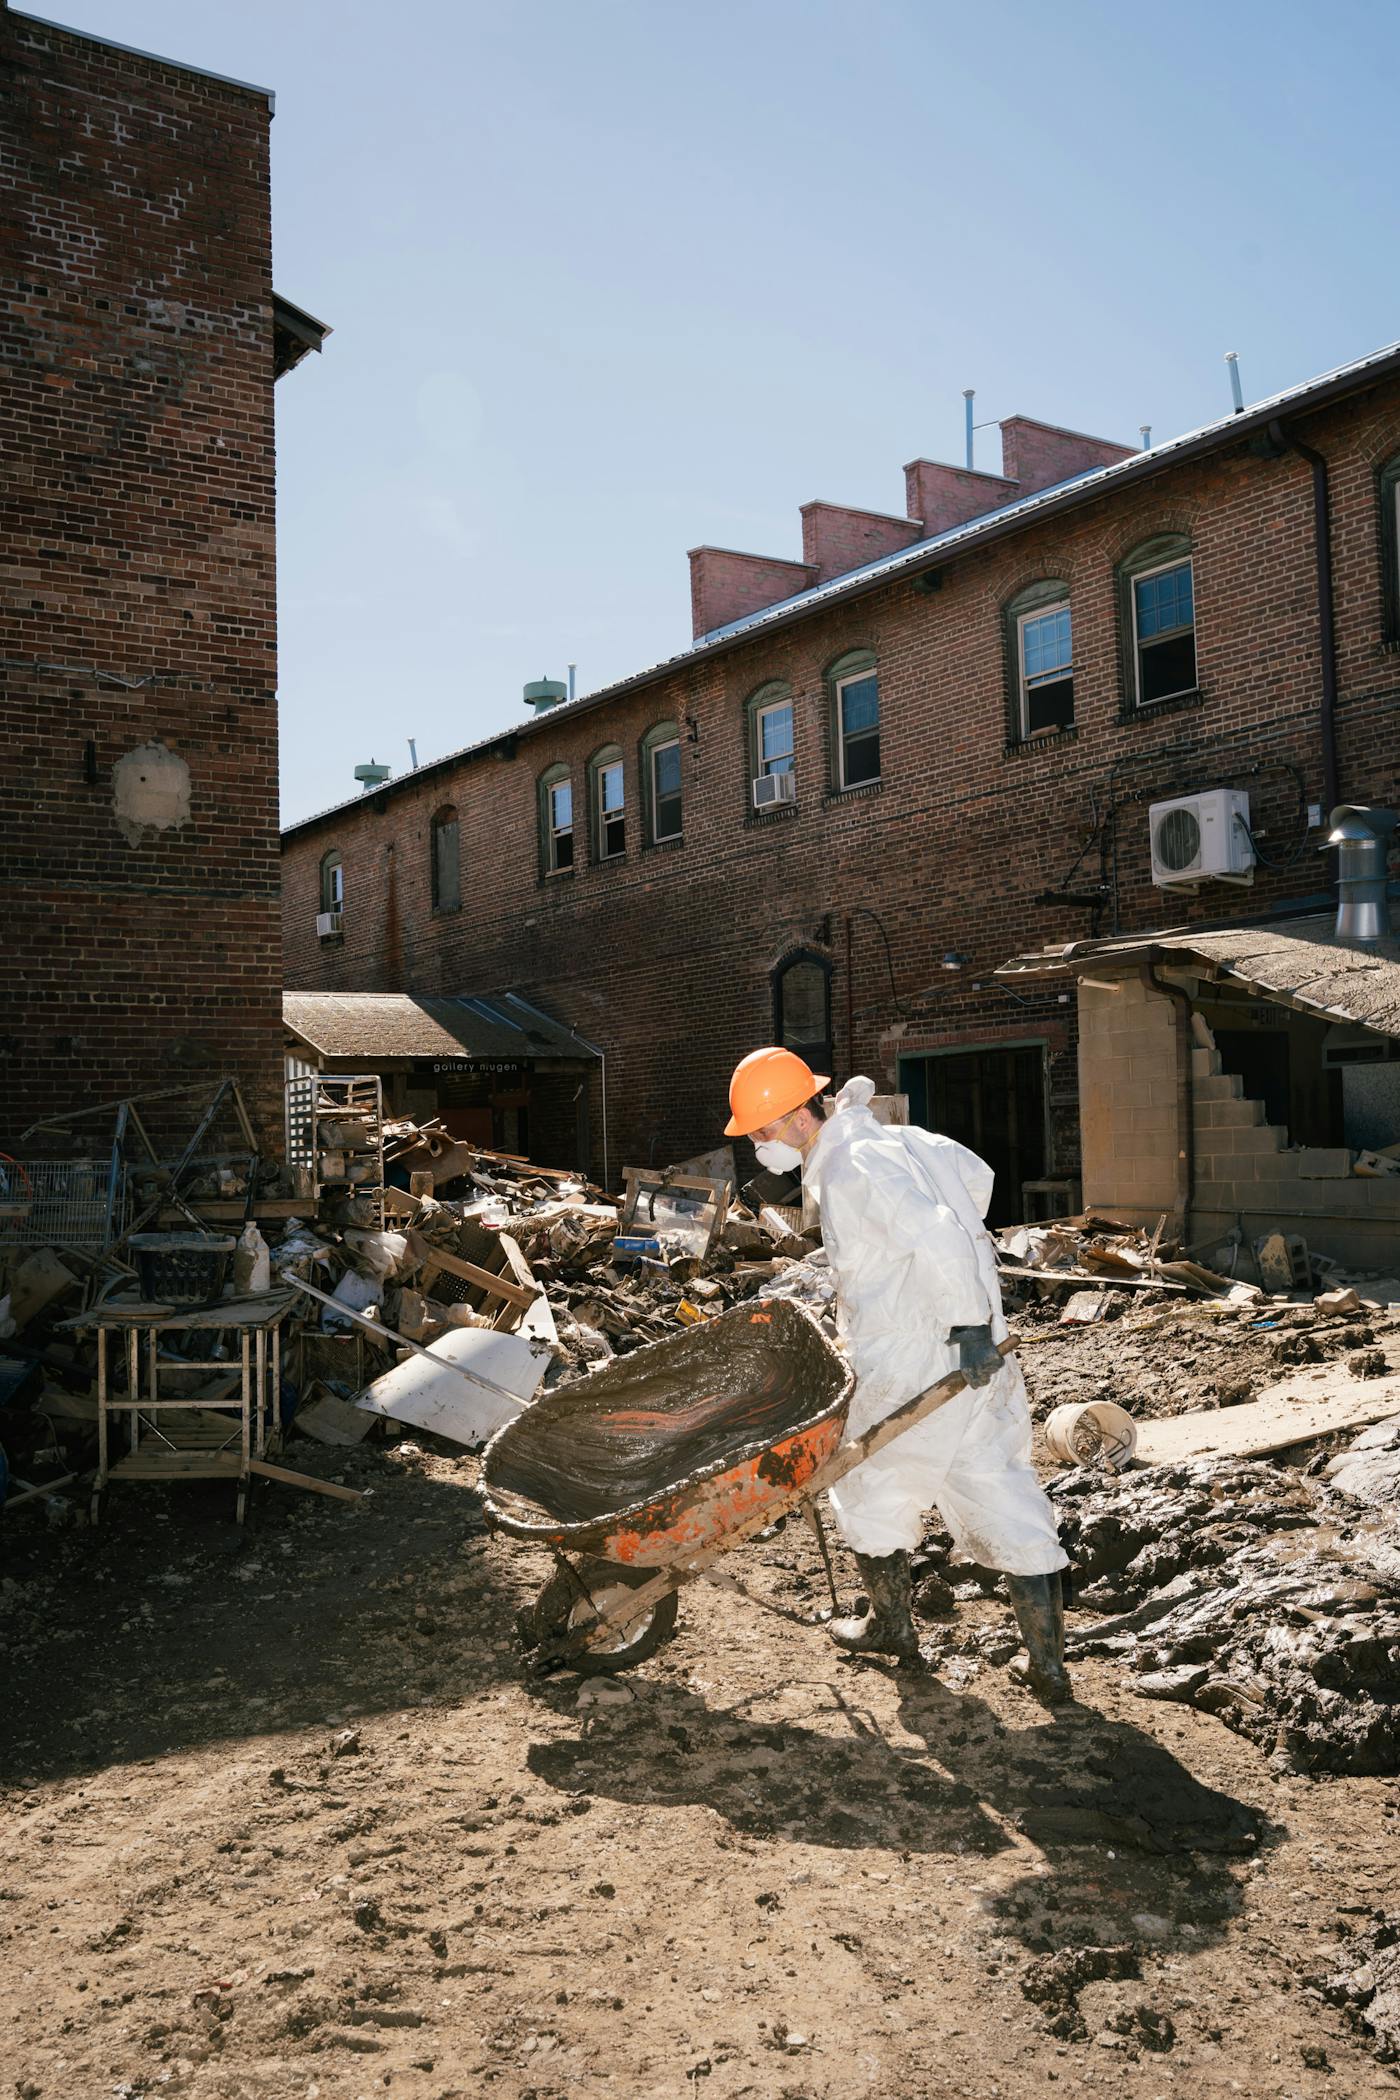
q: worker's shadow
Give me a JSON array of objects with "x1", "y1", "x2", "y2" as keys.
[{"x1": 526, "y1": 1662, "x2": 1274, "y2": 1967}]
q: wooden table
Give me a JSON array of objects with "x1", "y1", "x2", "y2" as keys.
[{"x1": 62, "y1": 1292, "x2": 297, "y2": 1524}]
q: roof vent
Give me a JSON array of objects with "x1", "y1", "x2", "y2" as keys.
[
  {"x1": 1326, "y1": 804, "x2": 1397, "y2": 945},
  {"x1": 354, "y1": 759, "x2": 391, "y2": 792},
  {"x1": 523, "y1": 676, "x2": 568, "y2": 716}
]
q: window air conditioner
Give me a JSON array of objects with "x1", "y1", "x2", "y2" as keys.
[
  {"x1": 1148, "y1": 789, "x2": 1254, "y2": 888},
  {"x1": 752, "y1": 771, "x2": 797, "y2": 811},
  {"x1": 316, "y1": 911, "x2": 343, "y2": 937}
]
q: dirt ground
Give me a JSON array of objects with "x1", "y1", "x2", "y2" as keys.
[{"x1": 4, "y1": 1314, "x2": 1400, "y2": 2100}]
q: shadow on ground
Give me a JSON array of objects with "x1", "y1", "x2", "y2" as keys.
[
  {"x1": 526, "y1": 1657, "x2": 1278, "y2": 1984},
  {"x1": 0, "y1": 1450, "x2": 524, "y2": 1785}
]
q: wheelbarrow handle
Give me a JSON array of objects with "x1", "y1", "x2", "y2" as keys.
[{"x1": 804, "y1": 1337, "x2": 1017, "y2": 1499}]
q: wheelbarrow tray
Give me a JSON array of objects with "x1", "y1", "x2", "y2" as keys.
[{"x1": 480, "y1": 1297, "x2": 853, "y2": 1565}]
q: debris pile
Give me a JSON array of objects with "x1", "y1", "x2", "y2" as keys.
[
  {"x1": 1050, "y1": 1448, "x2": 1400, "y2": 1775},
  {"x1": 1303, "y1": 1910, "x2": 1400, "y2": 2063}
]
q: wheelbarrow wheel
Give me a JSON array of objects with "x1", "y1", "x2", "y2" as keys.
[{"x1": 522, "y1": 1557, "x2": 679, "y2": 1675}]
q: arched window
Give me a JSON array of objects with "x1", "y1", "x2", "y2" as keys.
[
  {"x1": 1117, "y1": 534, "x2": 1197, "y2": 710},
  {"x1": 639, "y1": 721, "x2": 683, "y2": 844},
  {"x1": 825, "y1": 648, "x2": 880, "y2": 790},
  {"x1": 537, "y1": 762, "x2": 573, "y2": 876},
  {"x1": 1379, "y1": 452, "x2": 1400, "y2": 643},
  {"x1": 319, "y1": 848, "x2": 343, "y2": 913},
  {"x1": 772, "y1": 949, "x2": 833, "y2": 1076},
  {"x1": 1003, "y1": 580, "x2": 1074, "y2": 741},
  {"x1": 587, "y1": 744, "x2": 627, "y2": 862},
  {"x1": 744, "y1": 680, "x2": 795, "y2": 810},
  {"x1": 430, "y1": 805, "x2": 461, "y2": 911}
]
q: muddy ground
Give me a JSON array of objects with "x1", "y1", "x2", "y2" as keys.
[{"x1": 3, "y1": 1310, "x2": 1400, "y2": 2100}]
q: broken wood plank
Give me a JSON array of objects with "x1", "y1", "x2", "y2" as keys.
[
  {"x1": 248, "y1": 1458, "x2": 366, "y2": 1502},
  {"x1": 419, "y1": 1245, "x2": 537, "y2": 1311},
  {"x1": 1135, "y1": 1373, "x2": 1400, "y2": 1465},
  {"x1": 995, "y1": 1265, "x2": 1187, "y2": 1292}
]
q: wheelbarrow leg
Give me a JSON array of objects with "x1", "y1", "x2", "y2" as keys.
[{"x1": 801, "y1": 1497, "x2": 842, "y2": 1617}]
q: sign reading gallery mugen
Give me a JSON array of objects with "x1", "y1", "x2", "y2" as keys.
[{"x1": 412, "y1": 1059, "x2": 533, "y2": 1078}]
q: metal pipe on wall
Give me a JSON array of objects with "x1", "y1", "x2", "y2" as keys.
[{"x1": 1267, "y1": 419, "x2": 1340, "y2": 820}]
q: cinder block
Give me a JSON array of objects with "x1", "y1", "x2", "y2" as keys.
[
  {"x1": 1297, "y1": 1148, "x2": 1354, "y2": 1179},
  {"x1": 1190, "y1": 1046, "x2": 1222, "y2": 1080},
  {"x1": 1194, "y1": 1073, "x2": 1244, "y2": 1103}
]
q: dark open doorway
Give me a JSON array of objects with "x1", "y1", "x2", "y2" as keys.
[{"x1": 899, "y1": 1044, "x2": 1047, "y2": 1227}]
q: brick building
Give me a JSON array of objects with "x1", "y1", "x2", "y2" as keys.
[
  {"x1": 281, "y1": 342, "x2": 1400, "y2": 1217},
  {"x1": 2, "y1": 6, "x2": 325, "y2": 1149}
]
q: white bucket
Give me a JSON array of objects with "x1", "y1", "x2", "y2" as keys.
[{"x1": 1044, "y1": 1400, "x2": 1137, "y2": 1469}]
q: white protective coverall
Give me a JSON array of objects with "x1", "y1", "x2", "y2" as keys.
[{"x1": 803, "y1": 1078, "x2": 1067, "y2": 1575}]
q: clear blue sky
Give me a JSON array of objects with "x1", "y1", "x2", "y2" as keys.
[{"x1": 48, "y1": 0, "x2": 1400, "y2": 824}]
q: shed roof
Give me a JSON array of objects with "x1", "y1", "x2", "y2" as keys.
[
  {"x1": 283, "y1": 991, "x2": 598, "y2": 1063},
  {"x1": 998, "y1": 914, "x2": 1400, "y2": 1039}
]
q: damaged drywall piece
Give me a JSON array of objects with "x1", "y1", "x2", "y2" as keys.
[
  {"x1": 354, "y1": 1325, "x2": 549, "y2": 1448},
  {"x1": 111, "y1": 740, "x2": 192, "y2": 847}
]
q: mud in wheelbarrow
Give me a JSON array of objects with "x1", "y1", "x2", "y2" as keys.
[{"x1": 480, "y1": 1297, "x2": 853, "y2": 1673}]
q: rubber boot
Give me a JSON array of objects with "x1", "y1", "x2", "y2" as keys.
[
  {"x1": 1006, "y1": 1572, "x2": 1072, "y2": 1704},
  {"x1": 829, "y1": 1551, "x2": 921, "y2": 1664}
]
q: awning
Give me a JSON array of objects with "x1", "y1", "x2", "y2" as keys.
[
  {"x1": 997, "y1": 912, "x2": 1400, "y2": 1040},
  {"x1": 283, "y1": 991, "x2": 599, "y2": 1064}
]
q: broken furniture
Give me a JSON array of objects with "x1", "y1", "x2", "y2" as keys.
[
  {"x1": 1019, "y1": 1177, "x2": 1082, "y2": 1223},
  {"x1": 618, "y1": 1167, "x2": 729, "y2": 1263},
  {"x1": 62, "y1": 1289, "x2": 297, "y2": 1525},
  {"x1": 285, "y1": 1073, "x2": 385, "y2": 1226}
]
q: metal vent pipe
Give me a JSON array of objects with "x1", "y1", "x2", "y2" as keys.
[{"x1": 1327, "y1": 805, "x2": 1397, "y2": 945}]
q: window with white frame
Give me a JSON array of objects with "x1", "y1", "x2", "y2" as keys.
[
  {"x1": 1017, "y1": 601, "x2": 1075, "y2": 736},
  {"x1": 546, "y1": 777, "x2": 573, "y2": 872},
  {"x1": 835, "y1": 669, "x2": 880, "y2": 787},
  {"x1": 756, "y1": 699, "x2": 794, "y2": 777},
  {"x1": 319, "y1": 850, "x2": 344, "y2": 913},
  {"x1": 650, "y1": 737, "x2": 683, "y2": 841},
  {"x1": 1131, "y1": 556, "x2": 1196, "y2": 705},
  {"x1": 597, "y1": 758, "x2": 626, "y2": 858}
]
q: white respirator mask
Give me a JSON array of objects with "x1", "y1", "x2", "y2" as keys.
[{"x1": 754, "y1": 1138, "x2": 804, "y2": 1174}]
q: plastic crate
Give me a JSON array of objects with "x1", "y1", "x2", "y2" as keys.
[{"x1": 129, "y1": 1234, "x2": 236, "y2": 1308}]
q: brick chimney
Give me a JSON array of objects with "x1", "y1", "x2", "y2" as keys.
[
  {"x1": 800, "y1": 501, "x2": 924, "y2": 585},
  {"x1": 998, "y1": 416, "x2": 1136, "y2": 496},
  {"x1": 689, "y1": 546, "x2": 818, "y2": 640},
  {"x1": 903, "y1": 459, "x2": 1020, "y2": 538}
]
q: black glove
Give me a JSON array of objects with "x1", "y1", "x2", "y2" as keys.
[{"x1": 949, "y1": 1324, "x2": 1000, "y2": 1389}]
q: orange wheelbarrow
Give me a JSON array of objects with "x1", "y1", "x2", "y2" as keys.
[{"x1": 480, "y1": 1296, "x2": 1012, "y2": 1675}]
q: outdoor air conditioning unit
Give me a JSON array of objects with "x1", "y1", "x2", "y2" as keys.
[
  {"x1": 752, "y1": 771, "x2": 797, "y2": 811},
  {"x1": 1148, "y1": 789, "x2": 1255, "y2": 889},
  {"x1": 316, "y1": 911, "x2": 343, "y2": 938}
]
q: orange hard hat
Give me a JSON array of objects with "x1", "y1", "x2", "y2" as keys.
[{"x1": 724, "y1": 1046, "x2": 830, "y2": 1138}]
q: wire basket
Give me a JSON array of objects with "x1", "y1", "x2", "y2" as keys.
[
  {"x1": 128, "y1": 1234, "x2": 236, "y2": 1308},
  {"x1": 0, "y1": 1159, "x2": 126, "y2": 1246}
]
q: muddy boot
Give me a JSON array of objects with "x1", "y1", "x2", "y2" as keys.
[
  {"x1": 829, "y1": 1552, "x2": 920, "y2": 1664},
  {"x1": 1006, "y1": 1572, "x2": 1072, "y2": 1704}
]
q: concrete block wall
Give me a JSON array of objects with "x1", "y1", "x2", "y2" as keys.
[
  {"x1": 1077, "y1": 975, "x2": 1182, "y2": 1217},
  {"x1": 1190, "y1": 1041, "x2": 1400, "y2": 1272}
]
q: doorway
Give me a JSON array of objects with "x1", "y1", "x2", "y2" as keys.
[{"x1": 899, "y1": 1044, "x2": 1047, "y2": 1226}]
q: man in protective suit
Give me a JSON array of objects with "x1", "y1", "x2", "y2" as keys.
[{"x1": 726, "y1": 1046, "x2": 1071, "y2": 1702}]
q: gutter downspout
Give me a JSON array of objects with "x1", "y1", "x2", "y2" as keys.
[
  {"x1": 1267, "y1": 420, "x2": 1340, "y2": 818},
  {"x1": 1140, "y1": 958, "x2": 1194, "y2": 1245}
]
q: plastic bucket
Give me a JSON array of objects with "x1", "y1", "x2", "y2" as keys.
[{"x1": 1044, "y1": 1400, "x2": 1137, "y2": 1469}]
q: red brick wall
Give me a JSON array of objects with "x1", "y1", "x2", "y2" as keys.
[
  {"x1": 1, "y1": 13, "x2": 284, "y2": 1149},
  {"x1": 283, "y1": 382, "x2": 1400, "y2": 1188}
]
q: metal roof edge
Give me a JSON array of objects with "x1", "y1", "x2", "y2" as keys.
[
  {"x1": 12, "y1": 10, "x2": 276, "y2": 108},
  {"x1": 280, "y1": 335, "x2": 1400, "y2": 844}
]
